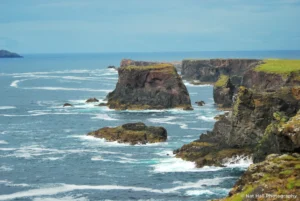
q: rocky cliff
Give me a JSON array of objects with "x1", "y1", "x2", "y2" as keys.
[
  {"x1": 175, "y1": 59, "x2": 300, "y2": 167},
  {"x1": 87, "y1": 122, "x2": 167, "y2": 145},
  {"x1": 213, "y1": 75, "x2": 235, "y2": 108},
  {"x1": 120, "y1": 59, "x2": 182, "y2": 71},
  {"x1": 0, "y1": 50, "x2": 22, "y2": 58},
  {"x1": 218, "y1": 154, "x2": 300, "y2": 201},
  {"x1": 106, "y1": 63, "x2": 192, "y2": 110},
  {"x1": 181, "y1": 59, "x2": 261, "y2": 82}
]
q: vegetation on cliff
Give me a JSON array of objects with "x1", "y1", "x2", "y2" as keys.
[
  {"x1": 87, "y1": 122, "x2": 167, "y2": 145},
  {"x1": 255, "y1": 59, "x2": 300, "y2": 76},
  {"x1": 219, "y1": 154, "x2": 300, "y2": 201},
  {"x1": 107, "y1": 63, "x2": 192, "y2": 110}
]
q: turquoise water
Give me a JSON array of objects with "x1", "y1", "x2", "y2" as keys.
[{"x1": 0, "y1": 51, "x2": 300, "y2": 201}]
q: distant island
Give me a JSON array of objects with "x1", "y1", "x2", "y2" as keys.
[{"x1": 0, "y1": 49, "x2": 22, "y2": 58}]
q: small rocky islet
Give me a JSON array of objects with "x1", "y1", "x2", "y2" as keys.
[
  {"x1": 0, "y1": 49, "x2": 22, "y2": 58},
  {"x1": 85, "y1": 58, "x2": 299, "y2": 199},
  {"x1": 87, "y1": 122, "x2": 167, "y2": 145}
]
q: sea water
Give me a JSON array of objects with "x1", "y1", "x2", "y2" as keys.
[{"x1": 0, "y1": 51, "x2": 300, "y2": 201}]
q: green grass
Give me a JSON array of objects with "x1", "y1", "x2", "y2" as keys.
[
  {"x1": 215, "y1": 75, "x2": 229, "y2": 87},
  {"x1": 122, "y1": 63, "x2": 173, "y2": 70},
  {"x1": 255, "y1": 59, "x2": 300, "y2": 76}
]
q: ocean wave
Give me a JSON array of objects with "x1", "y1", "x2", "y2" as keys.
[
  {"x1": 10, "y1": 79, "x2": 29, "y2": 88},
  {"x1": 222, "y1": 155, "x2": 253, "y2": 168},
  {"x1": 22, "y1": 87, "x2": 112, "y2": 92},
  {"x1": 0, "y1": 184, "x2": 164, "y2": 200},
  {"x1": 185, "y1": 189, "x2": 214, "y2": 196},
  {"x1": 197, "y1": 115, "x2": 216, "y2": 122},
  {"x1": 91, "y1": 114, "x2": 118, "y2": 121},
  {"x1": 33, "y1": 195, "x2": 89, "y2": 201},
  {"x1": 0, "y1": 106, "x2": 16, "y2": 110},
  {"x1": 0, "y1": 180, "x2": 29, "y2": 187},
  {"x1": 151, "y1": 156, "x2": 223, "y2": 173},
  {"x1": 0, "y1": 165, "x2": 13, "y2": 172},
  {"x1": 184, "y1": 82, "x2": 212, "y2": 87},
  {"x1": 0, "y1": 140, "x2": 8, "y2": 144},
  {"x1": 73, "y1": 135, "x2": 168, "y2": 147}
]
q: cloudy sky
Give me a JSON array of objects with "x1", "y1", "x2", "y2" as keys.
[{"x1": 0, "y1": 0, "x2": 300, "y2": 53}]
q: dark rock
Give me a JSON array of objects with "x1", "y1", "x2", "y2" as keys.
[
  {"x1": 63, "y1": 103, "x2": 73, "y2": 107},
  {"x1": 107, "y1": 65, "x2": 117, "y2": 70},
  {"x1": 0, "y1": 50, "x2": 22, "y2": 58},
  {"x1": 87, "y1": 122, "x2": 167, "y2": 145},
  {"x1": 195, "y1": 100, "x2": 205, "y2": 106},
  {"x1": 86, "y1": 98, "x2": 99, "y2": 103},
  {"x1": 106, "y1": 62, "x2": 192, "y2": 110},
  {"x1": 213, "y1": 75, "x2": 235, "y2": 108},
  {"x1": 181, "y1": 59, "x2": 262, "y2": 82},
  {"x1": 96, "y1": 103, "x2": 107, "y2": 106}
]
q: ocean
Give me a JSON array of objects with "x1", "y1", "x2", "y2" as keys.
[{"x1": 0, "y1": 51, "x2": 300, "y2": 201}]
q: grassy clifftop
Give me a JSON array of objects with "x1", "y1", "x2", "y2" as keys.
[{"x1": 255, "y1": 59, "x2": 300, "y2": 76}]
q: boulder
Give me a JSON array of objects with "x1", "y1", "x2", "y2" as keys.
[
  {"x1": 195, "y1": 100, "x2": 205, "y2": 106},
  {"x1": 87, "y1": 122, "x2": 167, "y2": 145},
  {"x1": 86, "y1": 98, "x2": 99, "y2": 103},
  {"x1": 96, "y1": 103, "x2": 107, "y2": 107},
  {"x1": 63, "y1": 103, "x2": 73, "y2": 107}
]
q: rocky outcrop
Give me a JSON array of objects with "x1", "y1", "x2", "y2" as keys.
[
  {"x1": 86, "y1": 98, "x2": 99, "y2": 103},
  {"x1": 175, "y1": 86, "x2": 300, "y2": 167},
  {"x1": 63, "y1": 103, "x2": 73, "y2": 107},
  {"x1": 87, "y1": 122, "x2": 167, "y2": 145},
  {"x1": 181, "y1": 59, "x2": 261, "y2": 82},
  {"x1": 213, "y1": 75, "x2": 235, "y2": 108},
  {"x1": 219, "y1": 154, "x2": 300, "y2": 201},
  {"x1": 0, "y1": 50, "x2": 22, "y2": 58},
  {"x1": 195, "y1": 100, "x2": 205, "y2": 106},
  {"x1": 106, "y1": 63, "x2": 192, "y2": 110}
]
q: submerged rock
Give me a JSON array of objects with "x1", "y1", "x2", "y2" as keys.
[
  {"x1": 106, "y1": 63, "x2": 192, "y2": 110},
  {"x1": 195, "y1": 100, "x2": 205, "y2": 106},
  {"x1": 63, "y1": 103, "x2": 73, "y2": 107},
  {"x1": 87, "y1": 122, "x2": 167, "y2": 145},
  {"x1": 218, "y1": 154, "x2": 300, "y2": 201},
  {"x1": 86, "y1": 98, "x2": 99, "y2": 103},
  {"x1": 96, "y1": 103, "x2": 107, "y2": 107},
  {"x1": 107, "y1": 65, "x2": 117, "y2": 70}
]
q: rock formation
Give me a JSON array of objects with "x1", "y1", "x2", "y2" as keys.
[
  {"x1": 218, "y1": 154, "x2": 300, "y2": 201},
  {"x1": 213, "y1": 75, "x2": 235, "y2": 108},
  {"x1": 63, "y1": 103, "x2": 73, "y2": 107},
  {"x1": 0, "y1": 50, "x2": 22, "y2": 58},
  {"x1": 87, "y1": 122, "x2": 167, "y2": 145},
  {"x1": 195, "y1": 100, "x2": 205, "y2": 106},
  {"x1": 120, "y1": 59, "x2": 182, "y2": 71},
  {"x1": 181, "y1": 59, "x2": 261, "y2": 82},
  {"x1": 175, "y1": 59, "x2": 300, "y2": 167},
  {"x1": 106, "y1": 63, "x2": 192, "y2": 110},
  {"x1": 86, "y1": 98, "x2": 99, "y2": 103}
]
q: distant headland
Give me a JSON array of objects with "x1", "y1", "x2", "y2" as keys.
[{"x1": 0, "y1": 49, "x2": 22, "y2": 58}]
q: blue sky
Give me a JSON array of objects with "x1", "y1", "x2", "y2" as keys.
[{"x1": 0, "y1": 0, "x2": 300, "y2": 53}]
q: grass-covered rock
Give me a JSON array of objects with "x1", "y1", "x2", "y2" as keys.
[{"x1": 87, "y1": 122, "x2": 167, "y2": 145}]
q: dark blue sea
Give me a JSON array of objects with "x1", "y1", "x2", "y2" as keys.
[{"x1": 1, "y1": 51, "x2": 300, "y2": 201}]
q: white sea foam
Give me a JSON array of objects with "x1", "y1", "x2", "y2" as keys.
[
  {"x1": 0, "y1": 180, "x2": 29, "y2": 187},
  {"x1": 0, "y1": 140, "x2": 8, "y2": 144},
  {"x1": 0, "y1": 165, "x2": 13, "y2": 172},
  {"x1": 185, "y1": 189, "x2": 214, "y2": 196},
  {"x1": 0, "y1": 184, "x2": 164, "y2": 200},
  {"x1": 22, "y1": 87, "x2": 111, "y2": 92},
  {"x1": 91, "y1": 114, "x2": 118, "y2": 121},
  {"x1": 184, "y1": 82, "x2": 212, "y2": 87},
  {"x1": 0, "y1": 106, "x2": 16, "y2": 110},
  {"x1": 197, "y1": 115, "x2": 216, "y2": 122},
  {"x1": 222, "y1": 155, "x2": 253, "y2": 168},
  {"x1": 152, "y1": 157, "x2": 222, "y2": 173},
  {"x1": 33, "y1": 196, "x2": 89, "y2": 201}
]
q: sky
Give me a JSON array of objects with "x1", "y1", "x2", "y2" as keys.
[{"x1": 0, "y1": 0, "x2": 300, "y2": 54}]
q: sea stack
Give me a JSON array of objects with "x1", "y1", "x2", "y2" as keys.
[{"x1": 106, "y1": 62, "x2": 192, "y2": 110}]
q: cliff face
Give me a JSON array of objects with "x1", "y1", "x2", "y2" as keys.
[
  {"x1": 219, "y1": 154, "x2": 300, "y2": 201},
  {"x1": 107, "y1": 63, "x2": 192, "y2": 110},
  {"x1": 0, "y1": 50, "x2": 22, "y2": 58},
  {"x1": 175, "y1": 86, "x2": 300, "y2": 167},
  {"x1": 213, "y1": 75, "x2": 235, "y2": 108},
  {"x1": 181, "y1": 59, "x2": 261, "y2": 82}
]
